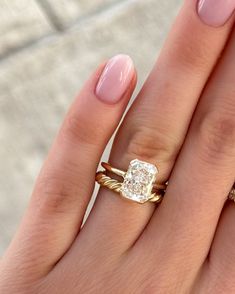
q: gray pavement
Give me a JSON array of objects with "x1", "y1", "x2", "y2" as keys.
[{"x1": 0, "y1": 0, "x2": 181, "y2": 254}]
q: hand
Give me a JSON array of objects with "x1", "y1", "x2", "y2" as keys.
[{"x1": 1, "y1": 0, "x2": 235, "y2": 293}]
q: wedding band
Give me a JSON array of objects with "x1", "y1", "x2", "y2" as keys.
[{"x1": 95, "y1": 159, "x2": 166, "y2": 204}]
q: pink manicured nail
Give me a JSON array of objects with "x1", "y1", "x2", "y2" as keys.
[
  {"x1": 95, "y1": 54, "x2": 134, "y2": 104},
  {"x1": 198, "y1": 0, "x2": 235, "y2": 27}
]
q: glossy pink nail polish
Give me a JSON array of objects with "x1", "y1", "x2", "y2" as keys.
[
  {"x1": 198, "y1": 0, "x2": 235, "y2": 27},
  {"x1": 95, "y1": 54, "x2": 134, "y2": 104}
]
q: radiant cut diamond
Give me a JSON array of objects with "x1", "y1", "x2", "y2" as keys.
[{"x1": 120, "y1": 159, "x2": 158, "y2": 203}]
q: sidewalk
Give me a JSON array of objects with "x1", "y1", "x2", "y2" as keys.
[{"x1": 0, "y1": 0, "x2": 181, "y2": 254}]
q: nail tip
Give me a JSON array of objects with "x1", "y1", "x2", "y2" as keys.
[
  {"x1": 111, "y1": 53, "x2": 134, "y2": 65},
  {"x1": 95, "y1": 53, "x2": 135, "y2": 104},
  {"x1": 197, "y1": 0, "x2": 235, "y2": 27}
]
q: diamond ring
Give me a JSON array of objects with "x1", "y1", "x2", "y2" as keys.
[{"x1": 95, "y1": 159, "x2": 167, "y2": 204}]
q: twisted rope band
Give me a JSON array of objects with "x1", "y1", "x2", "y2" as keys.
[{"x1": 96, "y1": 172, "x2": 122, "y2": 193}]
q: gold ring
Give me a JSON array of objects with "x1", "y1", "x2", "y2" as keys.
[
  {"x1": 101, "y1": 162, "x2": 167, "y2": 191},
  {"x1": 228, "y1": 185, "x2": 235, "y2": 202},
  {"x1": 95, "y1": 159, "x2": 167, "y2": 204}
]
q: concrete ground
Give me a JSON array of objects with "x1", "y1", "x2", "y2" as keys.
[{"x1": 0, "y1": 0, "x2": 181, "y2": 254}]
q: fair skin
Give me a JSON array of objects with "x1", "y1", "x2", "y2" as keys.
[{"x1": 1, "y1": 0, "x2": 235, "y2": 293}]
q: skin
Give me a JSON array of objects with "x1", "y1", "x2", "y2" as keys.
[{"x1": 1, "y1": 0, "x2": 235, "y2": 293}]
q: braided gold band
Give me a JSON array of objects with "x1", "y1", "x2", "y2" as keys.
[{"x1": 96, "y1": 171, "x2": 163, "y2": 203}]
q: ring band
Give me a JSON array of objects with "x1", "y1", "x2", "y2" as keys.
[{"x1": 96, "y1": 159, "x2": 167, "y2": 204}]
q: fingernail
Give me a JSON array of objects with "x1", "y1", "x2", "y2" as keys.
[
  {"x1": 198, "y1": 0, "x2": 235, "y2": 27},
  {"x1": 95, "y1": 54, "x2": 135, "y2": 104}
]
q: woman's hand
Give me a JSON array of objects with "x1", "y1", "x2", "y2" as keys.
[{"x1": 1, "y1": 0, "x2": 235, "y2": 293}]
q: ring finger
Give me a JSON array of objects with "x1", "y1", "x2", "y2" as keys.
[{"x1": 68, "y1": 0, "x2": 235, "y2": 256}]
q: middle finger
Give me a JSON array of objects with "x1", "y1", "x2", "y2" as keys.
[{"x1": 140, "y1": 11, "x2": 235, "y2": 292}]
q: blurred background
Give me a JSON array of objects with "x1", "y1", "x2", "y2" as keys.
[{"x1": 0, "y1": 0, "x2": 181, "y2": 254}]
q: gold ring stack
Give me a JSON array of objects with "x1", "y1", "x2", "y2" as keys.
[{"x1": 95, "y1": 159, "x2": 167, "y2": 204}]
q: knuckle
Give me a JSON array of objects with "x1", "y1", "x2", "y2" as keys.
[
  {"x1": 59, "y1": 113, "x2": 101, "y2": 147},
  {"x1": 179, "y1": 45, "x2": 207, "y2": 71},
  {"x1": 125, "y1": 125, "x2": 178, "y2": 164},
  {"x1": 171, "y1": 34, "x2": 210, "y2": 72},
  {"x1": 33, "y1": 172, "x2": 82, "y2": 215},
  {"x1": 197, "y1": 111, "x2": 235, "y2": 163}
]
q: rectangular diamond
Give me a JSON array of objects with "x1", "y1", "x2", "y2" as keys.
[{"x1": 120, "y1": 159, "x2": 158, "y2": 203}]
